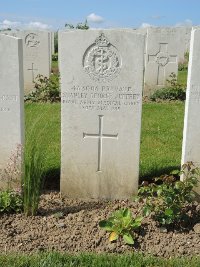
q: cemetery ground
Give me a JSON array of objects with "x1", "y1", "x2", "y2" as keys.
[
  {"x1": 1, "y1": 101, "x2": 200, "y2": 266},
  {"x1": 1, "y1": 69, "x2": 200, "y2": 266}
]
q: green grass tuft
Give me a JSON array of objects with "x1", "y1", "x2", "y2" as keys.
[{"x1": 0, "y1": 252, "x2": 200, "y2": 267}]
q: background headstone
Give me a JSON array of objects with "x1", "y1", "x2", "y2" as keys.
[
  {"x1": 1, "y1": 30, "x2": 51, "y2": 94},
  {"x1": 0, "y1": 34, "x2": 24, "y2": 189},
  {"x1": 51, "y1": 31, "x2": 55, "y2": 55},
  {"x1": 144, "y1": 27, "x2": 190, "y2": 96},
  {"x1": 60, "y1": 30, "x2": 144, "y2": 199},
  {"x1": 19, "y1": 30, "x2": 51, "y2": 94},
  {"x1": 181, "y1": 29, "x2": 200, "y2": 195}
]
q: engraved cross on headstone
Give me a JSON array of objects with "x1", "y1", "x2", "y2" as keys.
[
  {"x1": 83, "y1": 115, "x2": 118, "y2": 172},
  {"x1": 148, "y1": 43, "x2": 177, "y2": 85},
  {"x1": 27, "y1": 63, "x2": 38, "y2": 82}
]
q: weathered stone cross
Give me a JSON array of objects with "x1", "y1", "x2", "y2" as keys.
[
  {"x1": 83, "y1": 115, "x2": 118, "y2": 172},
  {"x1": 148, "y1": 43, "x2": 177, "y2": 85},
  {"x1": 27, "y1": 63, "x2": 38, "y2": 82}
]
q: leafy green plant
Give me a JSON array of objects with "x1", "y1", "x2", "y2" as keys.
[
  {"x1": 99, "y1": 208, "x2": 143, "y2": 245},
  {"x1": 150, "y1": 72, "x2": 186, "y2": 101},
  {"x1": 0, "y1": 190, "x2": 22, "y2": 213},
  {"x1": 136, "y1": 162, "x2": 199, "y2": 226},
  {"x1": 25, "y1": 74, "x2": 60, "y2": 103}
]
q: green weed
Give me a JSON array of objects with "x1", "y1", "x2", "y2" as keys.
[
  {"x1": 99, "y1": 208, "x2": 142, "y2": 245},
  {"x1": 136, "y1": 162, "x2": 199, "y2": 226}
]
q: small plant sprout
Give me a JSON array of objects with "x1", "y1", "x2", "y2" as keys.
[{"x1": 99, "y1": 208, "x2": 143, "y2": 245}]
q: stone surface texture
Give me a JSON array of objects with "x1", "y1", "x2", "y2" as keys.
[
  {"x1": 182, "y1": 29, "x2": 200, "y2": 195},
  {"x1": 51, "y1": 31, "x2": 55, "y2": 55},
  {"x1": 60, "y1": 30, "x2": 144, "y2": 199},
  {"x1": 0, "y1": 34, "x2": 24, "y2": 189}
]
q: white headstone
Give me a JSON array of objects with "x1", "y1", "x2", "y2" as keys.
[
  {"x1": 1, "y1": 30, "x2": 51, "y2": 94},
  {"x1": 144, "y1": 28, "x2": 184, "y2": 96},
  {"x1": 51, "y1": 31, "x2": 55, "y2": 55},
  {"x1": 181, "y1": 29, "x2": 200, "y2": 195},
  {"x1": 60, "y1": 30, "x2": 144, "y2": 199},
  {"x1": 20, "y1": 30, "x2": 51, "y2": 94},
  {"x1": 0, "y1": 34, "x2": 24, "y2": 189}
]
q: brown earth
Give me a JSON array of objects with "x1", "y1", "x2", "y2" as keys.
[{"x1": 0, "y1": 191, "x2": 200, "y2": 258}]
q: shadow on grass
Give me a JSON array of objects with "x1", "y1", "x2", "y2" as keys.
[
  {"x1": 139, "y1": 165, "x2": 181, "y2": 184},
  {"x1": 42, "y1": 168, "x2": 60, "y2": 191}
]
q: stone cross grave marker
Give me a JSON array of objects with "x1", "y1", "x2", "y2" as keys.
[
  {"x1": 144, "y1": 28, "x2": 180, "y2": 96},
  {"x1": 181, "y1": 28, "x2": 200, "y2": 195},
  {"x1": 0, "y1": 34, "x2": 24, "y2": 189},
  {"x1": 27, "y1": 62, "x2": 38, "y2": 82},
  {"x1": 60, "y1": 30, "x2": 144, "y2": 199},
  {"x1": 148, "y1": 43, "x2": 177, "y2": 85},
  {"x1": 83, "y1": 115, "x2": 118, "y2": 172}
]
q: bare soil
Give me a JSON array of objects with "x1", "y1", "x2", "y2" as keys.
[{"x1": 0, "y1": 191, "x2": 200, "y2": 258}]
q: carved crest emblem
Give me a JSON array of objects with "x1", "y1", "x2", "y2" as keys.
[
  {"x1": 83, "y1": 33, "x2": 122, "y2": 82},
  {"x1": 25, "y1": 33, "x2": 40, "y2": 48},
  {"x1": 155, "y1": 51, "x2": 169, "y2": 66}
]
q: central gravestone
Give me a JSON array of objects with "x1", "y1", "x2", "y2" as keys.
[{"x1": 60, "y1": 30, "x2": 144, "y2": 199}]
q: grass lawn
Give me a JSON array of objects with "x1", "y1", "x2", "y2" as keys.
[
  {"x1": 25, "y1": 103, "x2": 61, "y2": 188},
  {"x1": 140, "y1": 102, "x2": 185, "y2": 180},
  {"x1": 25, "y1": 101, "x2": 185, "y2": 185},
  {"x1": 0, "y1": 252, "x2": 200, "y2": 267},
  {"x1": 178, "y1": 69, "x2": 188, "y2": 85}
]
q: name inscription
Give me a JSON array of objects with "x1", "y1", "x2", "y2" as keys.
[{"x1": 62, "y1": 85, "x2": 140, "y2": 111}]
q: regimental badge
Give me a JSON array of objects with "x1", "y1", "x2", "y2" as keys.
[
  {"x1": 25, "y1": 33, "x2": 40, "y2": 48},
  {"x1": 83, "y1": 33, "x2": 122, "y2": 83}
]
